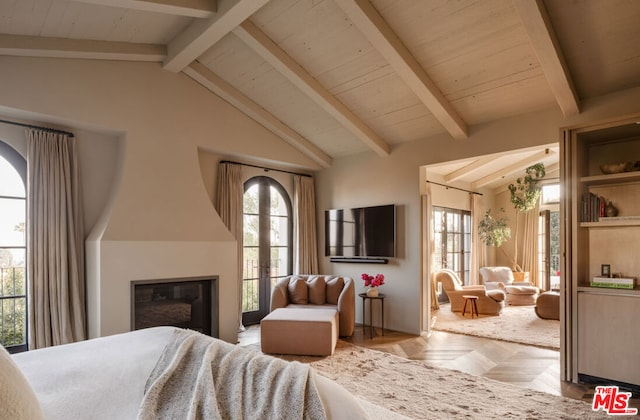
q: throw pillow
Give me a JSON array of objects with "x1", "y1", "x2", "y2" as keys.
[
  {"x1": 0, "y1": 345, "x2": 45, "y2": 420},
  {"x1": 480, "y1": 266, "x2": 514, "y2": 285},
  {"x1": 306, "y1": 276, "x2": 326, "y2": 304},
  {"x1": 325, "y1": 276, "x2": 345, "y2": 305},
  {"x1": 288, "y1": 276, "x2": 308, "y2": 304}
]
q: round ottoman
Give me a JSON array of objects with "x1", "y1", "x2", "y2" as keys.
[{"x1": 535, "y1": 291, "x2": 560, "y2": 320}]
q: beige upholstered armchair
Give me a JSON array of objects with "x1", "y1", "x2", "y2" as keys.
[
  {"x1": 436, "y1": 269, "x2": 505, "y2": 316},
  {"x1": 270, "y1": 275, "x2": 355, "y2": 336},
  {"x1": 479, "y1": 266, "x2": 539, "y2": 306}
]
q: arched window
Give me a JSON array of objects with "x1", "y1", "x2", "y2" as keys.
[
  {"x1": 242, "y1": 176, "x2": 292, "y2": 325},
  {"x1": 0, "y1": 141, "x2": 27, "y2": 352}
]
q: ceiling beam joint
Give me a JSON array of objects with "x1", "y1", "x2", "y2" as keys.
[
  {"x1": 184, "y1": 62, "x2": 333, "y2": 168},
  {"x1": 513, "y1": 0, "x2": 580, "y2": 116},
  {"x1": 233, "y1": 20, "x2": 390, "y2": 157},
  {"x1": 335, "y1": 0, "x2": 468, "y2": 140}
]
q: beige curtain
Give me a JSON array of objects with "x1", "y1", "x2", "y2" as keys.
[
  {"x1": 215, "y1": 162, "x2": 243, "y2": 331},
  {"x1": 521, "y1": 200, "x2": 541, "y2": 287},
  {"x1": 423, "y1": 188, "x2": 439, "y2": 311},
  {"x1": 293, "y1": 175, "x2": 318, "y2": 274},
  {"x1": 27, "y1": 129, "x2": 86, "y2": 349},
  {"x1": 469, "y1": 193, "x2": 485, "y2": 285}
]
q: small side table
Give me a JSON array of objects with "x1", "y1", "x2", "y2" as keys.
[
  {"x1": 462, "y1": 295, "x2": 479, "y2": 318},
  {"x1": 359, "y1": 293, "x2": 385, "y2": 338}
]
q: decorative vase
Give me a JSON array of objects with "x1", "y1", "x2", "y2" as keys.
[
  {"x1": 366, "y1": 287, "x2": 379, "y2": 297},
  {"x1": 605, "y1": 201, "x2": 618, "y2": 217}
]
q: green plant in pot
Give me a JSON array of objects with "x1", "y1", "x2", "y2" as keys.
[{"x1": 507, "y1": 163, "x2": 546, "y2": 272}]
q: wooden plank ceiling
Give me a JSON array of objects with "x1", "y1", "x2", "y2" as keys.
[{"x1": 1, "y1": 0, "x2": 640, "y2": 182}]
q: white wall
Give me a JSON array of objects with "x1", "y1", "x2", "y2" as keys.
[
  {"x1": 0, "y1": 56, "x2": 320, "y2": 342},
  {"x1": 3, "y1": 53, "x2": 640, "y2": 339},
  {"x1": 317, "y1": 87, "x2": 640, "y2": 335}
]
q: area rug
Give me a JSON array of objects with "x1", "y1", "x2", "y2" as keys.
[
  {"x1": 432, "y1": 304, "x2": 560, "y2": 349},
  {"x1": 277, "y1": 341, "x2": 606, "y2": 419}
]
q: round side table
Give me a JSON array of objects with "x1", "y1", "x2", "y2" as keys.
[{"x1": 358, "y1": 292, "x2": 385, "y2": 338}]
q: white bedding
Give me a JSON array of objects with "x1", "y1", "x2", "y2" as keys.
[{"x1": 11, "y1": 327, "x2": 369, "y2": 419}]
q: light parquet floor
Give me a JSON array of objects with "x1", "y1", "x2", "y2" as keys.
[{"x1": 238, "y1": 322, "x2": 638, "y2": 409}]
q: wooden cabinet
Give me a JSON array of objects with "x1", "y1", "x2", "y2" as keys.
[
  {"x1": 577, "y1": 290, "x2": 640, "y2": 385},
  {"x1": 564, "y1": 118, "x2": 640, "y2": 387}
]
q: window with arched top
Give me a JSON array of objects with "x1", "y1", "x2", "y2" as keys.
[
  {"x1": 242, "y1": 176, "x2": 292, "y2": 325},
  {"x1": 0, "y1": 141, "x2": 28, "y2": 352}
]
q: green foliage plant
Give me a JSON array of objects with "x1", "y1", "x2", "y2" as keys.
[
  {"x1": 508, "y1": 163, "x2": 546, "y2": 212},
  {"x1": 478, "y1": 209, "x2": 510, "y2": 247},
  {"x1": 478, "y1": 208, "x2": 519, "y2": 269},
  {"x1": 507, "y1": 163, "x2": 546, "y2": 271}
]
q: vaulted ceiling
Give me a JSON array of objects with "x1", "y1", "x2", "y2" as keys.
[{"x1": 2, "y1": 0, "x2": 640, "y2": 185}]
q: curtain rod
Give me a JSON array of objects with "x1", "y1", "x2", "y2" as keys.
[
  {"x1": 221, "y1": 160, "x2": 312, "y2": 177},
  {"x1": 0, "y1": 118, "x2": 74, "y2": 137},
  {"x1": 426, "y1": 180, "x2": 483, "y2": 196}
]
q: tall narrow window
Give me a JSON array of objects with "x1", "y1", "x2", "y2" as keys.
[
  {"x1": 0, "y1": 141, "x2": 27, "y2": 353},
  {"x1": 433, "y1": 206, "x2": 471, "y2": 302},
  {"x1": 242, "y1": 177, "x2": 292, "y2": 325},
  {"x1": 539, "y1": 184, "x2": 560, "y2": 291}
]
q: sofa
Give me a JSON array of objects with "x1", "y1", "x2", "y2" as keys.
[
  {"x1": 479, "y1": 266, "x2": 540, "y2": 306},
  {"x1": 436, "y1": 269, "x2": 505, "y2": 316},
  {"x1": 269, "y1": 275, "x2": 355, "y2": 337}
]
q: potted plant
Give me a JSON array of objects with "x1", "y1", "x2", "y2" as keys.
[{"x1": 507, "y1": 163, "x2": 545, "y2": 277}]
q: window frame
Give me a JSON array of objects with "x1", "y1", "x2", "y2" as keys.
[
  {"x1": 241, "y1": 176, "x2": 293, "y2": 325},
  {"x1": 0, "y1": 140, "x2": 28, "y2": 353}
]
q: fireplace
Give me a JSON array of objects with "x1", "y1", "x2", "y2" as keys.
[{"x1": 131, "y1": 276, "x2": 218, "y2": 337}]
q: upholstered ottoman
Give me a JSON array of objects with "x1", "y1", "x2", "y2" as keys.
[
  {"x1": 503, "y1": 285, "x2": 539, "y2": 306},
  {"x1": 260, "y1": 307, "x2": 338, "y2": 356},
  {"x1": 535, "y1": 291, "x2": 560, "y2": 320}
]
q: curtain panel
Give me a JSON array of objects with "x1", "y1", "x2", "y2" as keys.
[
  {"x1": 470, "y1": 193, "x2": 485, "y2": 285},
  {"x1": 26, "y1": 129, "x2": 86, "y2": 349},
  {"x1": 293, "y1": 176, "x2": 318, "y2": 275},
  {"x1": 522, "y1": 201, "x2": 541, "y2": 288},
  {"x1": 214, "y1": 162, "x2": 243, "y2": 330}
]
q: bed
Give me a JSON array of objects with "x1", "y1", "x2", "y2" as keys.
[{"x1": 2, "y1": 326, "x2": 369, "y2": 419}]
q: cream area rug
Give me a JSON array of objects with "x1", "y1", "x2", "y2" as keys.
[
  {"x1": 432, "y1": 304, "x2": 560, "y2": 350},
  {"x1": 277, "y1": 341, "x2": 606, "y2": 419}
]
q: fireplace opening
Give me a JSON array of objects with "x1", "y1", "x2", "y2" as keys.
[{"x1": 131, "y1": 276, "x2": 218, "y2": 337}]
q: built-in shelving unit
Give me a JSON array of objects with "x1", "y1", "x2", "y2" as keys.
[{"x1": 565, "y1": 118, "x2": 640, "y2": 388}]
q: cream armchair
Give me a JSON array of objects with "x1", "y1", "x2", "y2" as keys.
[
  {"x1": 436, "y1": 269, "x2": 505, "y2": 316},
  {"x1": 270, "y1": 275, "x2": 355, "y2": 337}
]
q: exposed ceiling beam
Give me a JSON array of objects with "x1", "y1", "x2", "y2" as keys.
[
  {"x1": 472, "y1": 149, "x2": 553, "y2": 188},
  {"x1": 233, "y1": 20, "x2": 390, "y2": 157},
  {"x1": 0, "y1": 34, "x2": 165, "y2": 62},
  {"x1": 184, "y1": 62, "x2": 332, "y2": 169},
  {"x1": 335, "y1": 0, "x2": 468, "y2": 140},
  {"x1": 73, "y1": 0, "x2": 217, "y2": 18},
  {"x1": 444, "y1": 156, "x2": 497, "y2": 183},
  {"x1": 513, "y1": 0, "x2": 580, "y2": 116},
  {"x1": 163, "y1": 0, "x2": 269, "y2": 72}
]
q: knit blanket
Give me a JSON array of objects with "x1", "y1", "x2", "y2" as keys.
[{"x1": 137, "y1": 329, "x2": 326, "y2": 420}]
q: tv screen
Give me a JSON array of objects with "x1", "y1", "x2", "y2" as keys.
[{"x1": 325, "y1": 204, "x2": 396, "y2": 258}]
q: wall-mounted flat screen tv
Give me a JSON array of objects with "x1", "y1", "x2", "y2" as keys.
[{"x1": 325, "y1": 204, "x2": 396, "y2": 258}]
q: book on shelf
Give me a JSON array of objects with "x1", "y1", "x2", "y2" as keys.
[
  {"x1": 581, "y1": 193, "x2": 605, "y2": 222},
  {"x1": 591, "y1": 276, "x2": 636, "y2": 289}
]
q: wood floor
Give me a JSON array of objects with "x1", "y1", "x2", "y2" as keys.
[{"x1": 238, "y1": 322, "x2": 637, "y2": 407}]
